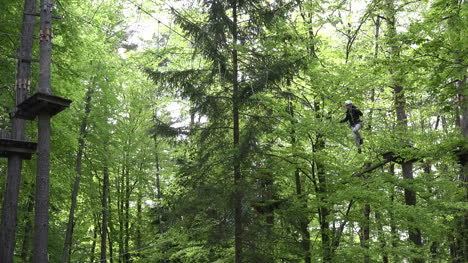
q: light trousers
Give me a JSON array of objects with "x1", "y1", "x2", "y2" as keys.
[{"x1": 351, "y1": 123, "x2": 362, "y2": 149}]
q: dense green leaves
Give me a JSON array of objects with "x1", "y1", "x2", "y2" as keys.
[{"x1": 0, "y1": 0, "x2": 466, "y2": 262}]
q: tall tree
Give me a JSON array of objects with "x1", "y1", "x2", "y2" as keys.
[
  {"x1": 383, "y1": 1, "x2": 422, "y2": 262},
  {"x1": 0, "y1": 0, "x2": 36, "y2": 261},
  {"x1": 61, "y1": 85, "x2": 94, "y2": 263}
]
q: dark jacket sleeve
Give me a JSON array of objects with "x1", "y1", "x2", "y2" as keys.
[
  {"x1": 339, "y1": 113, "x2": 348, "y2": 123},
  {"x1": 355, "y1": 108, "x2": 363, "y2": 117}
]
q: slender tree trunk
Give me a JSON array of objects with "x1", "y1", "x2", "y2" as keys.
[
  {"x1": 20, "y1": 193, "x2": 34, "y2": 262},
  {"x1": 90, "y1": 217, "x2": 99, "y2": 263},
  {"x1": 62, "y1": 86, "x2": 94, "y2": 263},
  {"x1": 124, "y1": 167, "x2": 130, "y2": 263},
  {"x1": 308, "y1": 100, "x2": 332, "y2": 262},
  {"x1": 359, "y1": 162, "x2": 371, "y2": 263},
  {"x1": 101, "y1": 159, "x2": 110, "y2": 262},
  {"x1": 360, "y1": 204, "x2": 370, "y2": 263},
  {"x1": 384, "y1": 1, "x2": 422, "y2": 262},
  {"x1": 375, "y1": 212, "x2": 389, "y2": 263},
  {"x1": 231, "y1": 1, "x2": 242, "y2": 262},
  {"x1": 117, "y1": 166, "x2": 124, "y2": 263},
  {"x1": 316, "y1": 148, "x2": 331, "y2": 262},
  {"x1": 449, "y1": 0, "x2": 467, "y2": 257},
  {"x1": 288, "y1": 95, "x2": 311, "y2": 263},
  {"x1": 153, "y1": 135, "x2": 163, "y2": 232},
  {"x1": 368, "y1": 15, "x2": 381, "y2": 130},
  {"x1": 108, "y1": 225, "x2": 114, "y2": 263},
  {"x1": 136, "y1": 191, "x2": 142, "y2": 255},
  {"x1": 318, "y1": 171, "x2": 331, "y2": 262},
  {"x1": 388, "y1": 164, "x2": 399, "y2": 262},
  {"x1": 107, "y1": 186, "x2": 115, "y2": 263},
  {"x1": 0, "y1": 0, "x2": 35, "y2": 260},
  {"x1": 456, "y1": 75, "x2": 467, "y2": 262},
  {"x1": 296, "y1": 169, "x2": 311, "y2": 263}
]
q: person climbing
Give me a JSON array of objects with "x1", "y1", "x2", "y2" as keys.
[{"x1": 340, "y1": 100, "x2": 364, "y2": 153}]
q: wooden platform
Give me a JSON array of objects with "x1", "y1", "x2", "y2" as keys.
[
  {"x1": 0, "y1": 138, "x2": 37, "y2": 160},
  {"x1": 14, "y1": 92, "x2": 72, "y2": 120}
]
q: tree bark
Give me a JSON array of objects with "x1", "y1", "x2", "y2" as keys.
[
  {"x1": 360, "y1": 204, "x2": 370, "y2": 263},
  {"x1": 107, "y1": 185, "x2": 115, "y2": 263},
  {"x1": 231, "y1": 1, "x2": 242, "y2": 262},
  {"x1": 32, "y1": 0, "x2": 54, "y2": 261},
  {"x1": 100, "y1": 159, "x2": 109, "y2": 262},
  {"x1": 33, "y1": 112, "x2": 52, "y2": 263},
  {"x1": 20, "y1": 193, "x2": 34, "y2": 262},
  {"x1": 135, "y1": 191, "x2": 142, "y2": 256},
  {"x1": 0, "y1": 0, "x2": 35, "y2": 260},
  {"x1": 62, "y1": 86, "x2": 93, "y2": 263},
  {"x1": 155, "y1": 137, "x2": 162, "y2": 231},
  {"x1": 384, "y1": 1, "x2": 422, "y2": 261},
  {"x1": 296, "y1": 169, "x2": 311, "y2": 263},
  {"x1": 388, "y1": 164, "x2": 400, "y2": 262},
  {"x1": 289, "y1": 95, "x2": 311, "y2": 263},
  {"x1": 375, "y1": 212, "x2": 389, "y2": 263},
  {"x1": 124, "y1": 166, "x2": 130, "y2": 263},
  {"x1": 90, "y1": 216, "x2": 98, "y2": 263},
  {"x1": 450, "y1": 0, "x2": 467, "y2": 257},
  {"x1": 456, "y1": 75, "x2": 467, "y2": 263}
]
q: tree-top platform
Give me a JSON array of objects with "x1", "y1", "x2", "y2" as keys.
[
  {"x1": 0, "y1": 130, "x2": 37, "y2": 160},
  {"x1": 14, "y1": 92, "x2": 72, "y2": 120}
]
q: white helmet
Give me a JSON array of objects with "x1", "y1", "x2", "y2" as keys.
[{"x1": 345, "y1": 100, "x2": 353, "y2": 105}]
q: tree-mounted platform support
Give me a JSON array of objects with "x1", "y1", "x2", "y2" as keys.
[
  {"x1": 14, "y1": 92, "x2": 72, "y2": 120},
  {"x1": 0, "y1": 129, "x2": 37, "y2": 160}
]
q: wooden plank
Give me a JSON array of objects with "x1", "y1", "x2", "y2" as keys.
[
  {"x1": 0, "y1": 138, "x2": 37, "y2": 159},
  {"x1": 14, "y1": 92, "x2": 72, "y2": 120}
]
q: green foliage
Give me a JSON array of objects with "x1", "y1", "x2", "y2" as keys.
[{"x1": 0, "y1": 0, "x2": 466, "y2": 262}]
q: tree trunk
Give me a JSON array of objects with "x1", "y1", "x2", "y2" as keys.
[
  {"x1": 231, "y1": 1, "x2": 242, "y2": 262},
  {"x1": 0, "y1": 0, "x2": 35, "y2": 260},
  {"x1": 117, "y1": 166, "x2": 124, "y2": 263},
  {"x1": 101, "y1": 160, "x2": 110, "y2": 262},
  {"x1": 33, "y1": 112, "x2": 52, "y2": 263},
  {"x1": 384, "y1": 1, "x2": 422, "y2": 261},
  {"x1": 152, "y1": 135, "x2": 163, "y2": 232},
  {"x1": 20, "y1": 193, "x2": 34, "y2": 262},
  {"x1": 62, "y1": 86, "x2": 94, "y2": 263},
  {"x1": 289, "y1": 95, "x2": 311, "y2": 263},
  {"x1": 108, "y1": 225, "x2": 114, "y2": 263},
  {"x1": 296, "y1": 169, "x2": 311, "y2": 263},
  {"x1": 90, "y1": 216, "x2": 99, "y2": 263},
  {"x1": 308, "y1": 100, "x2": 332, "y2": 262},
  {"x1": 456, "y1": 75, "x2": 467, "y2": 262},
  {"x1": 375, "y1": 212, "x2": 389, "y2": 263},
  {"x1": 135, "y1": 191, "x2": 142, "y2": 256},
  {"x1": 360, "y1": 204, "x2": 370, "y2": 263},
  {"x1": 388, "y1": 164, "x2": 399, "y2": 262},
  {"x1": 33, "y1": 0, "x2": 55, "y2": 260},
  {"x1": 318, "y1": 175, "x2": 332, "y2": 263},
  {"x1": 124, "y1": 167, "x2": 130, "y2": 263},
  {"x1": 107, "y1": 186, "x2": 115, "y2": 263},
  {"x1": 450, "y1": 0, "x2": 467, "y2": 256}
]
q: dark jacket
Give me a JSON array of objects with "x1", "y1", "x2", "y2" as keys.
[{"x1": 340, "y1": 106, "x2": 363, "y2": 126}]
